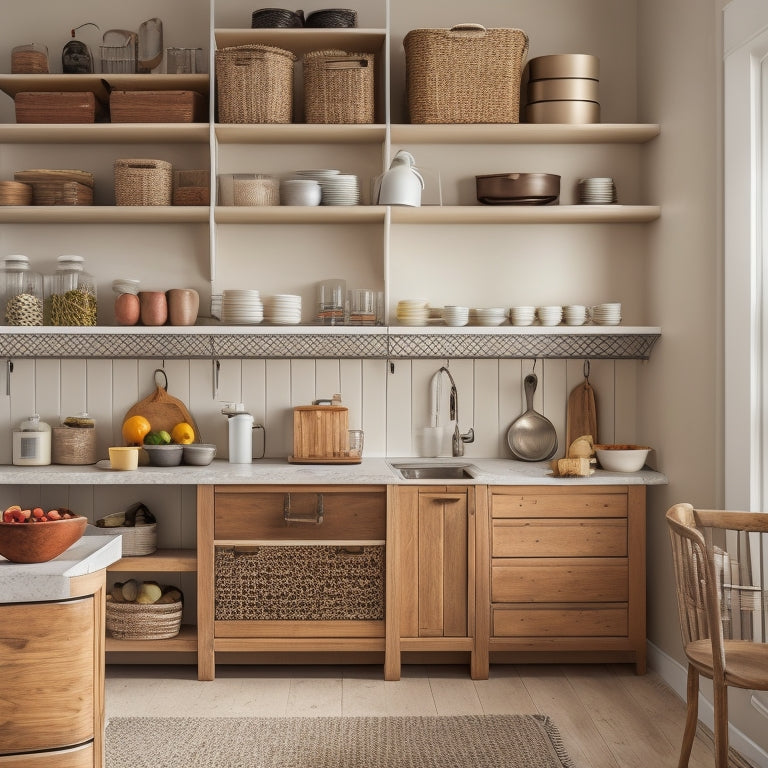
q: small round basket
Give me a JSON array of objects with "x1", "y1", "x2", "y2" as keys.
[{"x1": 106, "y1": 598, "x2": 183, "y2": 640}]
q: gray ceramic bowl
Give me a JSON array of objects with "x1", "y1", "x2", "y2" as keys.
[
  {"x1": 142, "y1": 444, "x2": 183, "y2": 467},
  {"x1": 182, "y1": 443, "x2": 217, "y2": 466}
]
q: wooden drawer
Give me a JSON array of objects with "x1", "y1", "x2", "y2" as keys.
[
  {"x1": 214, "y1": 488, "x2": 385, "y2": 541},
  {"x1": 492, "y1": 490, "x2": 627, "y2": 519},
  {"x1": 0, "y1": 743, "x2": 93, "y2": 767},
  {"x1": 492, "y1": 518, "x2": 627, "y2": 558},
  {"x1": 493, "y1": 604, "x2": 628, "y2": 637},
  {"x1": 492, "y1": 558, "x2": 629, "y2": 603}
]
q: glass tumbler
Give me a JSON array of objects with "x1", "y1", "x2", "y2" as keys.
[{"x1": 348, "y1": 430, "x2": 364, "y2": 458}]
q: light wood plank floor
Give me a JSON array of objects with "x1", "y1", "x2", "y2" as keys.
[{"x1": 105, "y1": 663, "x2": 757, "y2": 768}]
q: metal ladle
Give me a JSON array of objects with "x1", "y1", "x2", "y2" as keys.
[{"x1": 506, "y1": 372, "x2": 558, "y2": 461}]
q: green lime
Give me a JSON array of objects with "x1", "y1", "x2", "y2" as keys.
[
  {"x1": 144, "y1": 432, "x2": 162, "y2": 445},
  {"x1": 158, "y1": 430, "x2": 172, "y2": 444}
]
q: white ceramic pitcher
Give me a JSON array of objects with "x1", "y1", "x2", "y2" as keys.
[{"x1": 377, "y1": 150, "x2": 425, "y2": 207}]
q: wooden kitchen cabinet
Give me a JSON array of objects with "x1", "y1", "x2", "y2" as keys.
[
  {"x1": 197, "y1": 484, "x2": 387, "y2": 680},
  {"x1": 386, "y1": 485, "x2": 482, "y2": 680},
  {"x1": 474, "y1": 485, "x2": 646, "y2": 677}
]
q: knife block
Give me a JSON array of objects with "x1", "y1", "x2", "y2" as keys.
[{"x1": 292, "y1": 404, "x2": 349, "y2": 461}]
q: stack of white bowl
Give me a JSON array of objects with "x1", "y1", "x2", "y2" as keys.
[
  {"x1": 263, "y1": 294, "x2": 302, "y2": 324},
  {"x1": 508, "y1": 306, "x2": 536, "y2": 326},
  {"x1": 319, "y1": 174, "x2": 360, "y2": 206},
  {"x1": 578, "y1": 177, "x2": 616, "y2": 204},
  {"x1": 537, "y1": 305, "x2": 563, "y2": 326},
  {"x1": 591, "y1": 302, "x2": 622, "y2": 325},
  {"x1": 470, "y1": 307, "x2": 507, "y2": 326},
  {"x1": 221, "y1": 289, "x2": 264, "y2": 325},
  {"x1": 396, "y1": 298, "x2": 429, "y2": 325},
  {"x1": 563, "y1": 304, "x2": 588, "y2": 326},
  {"x1": 442, "y1": 305, "x2": 469, "y2": 326},
  {"x1": 280, "y1": 179, "x2": 321, "y2": 206}
]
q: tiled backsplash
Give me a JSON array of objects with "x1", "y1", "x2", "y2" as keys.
[{"x1": 0, "y1": 356, "x2": 638, "y2": 464}]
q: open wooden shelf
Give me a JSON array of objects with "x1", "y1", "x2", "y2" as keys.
[
  {"x1": 107, "y1": 549, "x2": 197, "y2": 573},
  {"x1": 106, "y1": 624, "x2": 197, "y2": 653}
]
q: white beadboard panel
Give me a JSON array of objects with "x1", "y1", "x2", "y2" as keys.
[
  {"x1": 111, "y1": 359, "x2": 139, "y2": 445},
  {"x1": 9, "y1": 359, "x2": 35, "y2": 444},
  {"x1": 340, "y1": 359, "x2": 364, "y2": 431},
  {"x1": 242, "y1": 358, "x2": 267, "y2": 458},
  {"x1": 189, "y1": 358, "x2": 225, "y2": 449},
  {"x1": 0, "y1": 366, "x2": 12, "y2": 466},
  {"x1": 315, "y1": 359, "x2": 341, "y2": 401},
  {"x1": 615, "y1": 359, "x2": 639, "y2": 446},
  {"x1": 213, "y1": 358, "x2": 243, "y2": 408},
  {"x1": 86, "y1": 359, "x2": 114, "y2": 461},
  {"x1": 542, "y1": 359, "x2": 567, "y2": 459},
  {"x1": 498, "y1": 359, "x2": 525, "y2": 458},
  {"x1": 387, "y1": 359, "x2": 413, "y2": 456},
  {"x1": 590, "y1": 359, "x2": 617, "y2": 445},
  {"x1": 290, "y1": 359, "x2": 317, "y2": 412},
  {"x1": 160, "y1": 360, "x2": 192, "y2": 413},
  {"x1": 265, "y1": 359, "x2": 292, "y2": 459},
  {"x1": 470, "y1": 359, "x2": 500, "y2": 459},
  {"x1": 361, "y1": 359, "x2": 387, "y2": 456},
  {"x1": 61, "y1": 359, "x2": 87, "y2": 420},
  {"x1": 34, "y1": 359, "x2": 60, "y2": 427}
]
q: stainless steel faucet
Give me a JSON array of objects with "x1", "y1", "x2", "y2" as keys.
[{"x1": 438, "y1": 366, "x2": 475, "y2": 456}]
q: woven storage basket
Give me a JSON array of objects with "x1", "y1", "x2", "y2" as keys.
[
  {"x1": 114, "y1": 159, "x2": 173, "y2": 206},
  {"x1": 51, "y1": 426, "x2": 97, "y2": 464},
  {"x1": 303, "y1": 50, "x2": 374, "y2": 124},
  {"x1": 106, "y1": 598, "x2": 182, "y2": 640},
  {"x1": 110, "y1": 523, "x2": 157, "y2": 556},
  {"x1": 215, "y1": 44, "x2": 297, "y2": 124},
  {"x1": 173, "y1": 169, "x2": 210, "y2": 206},
  {"x1": 404, "y1": 24, "x2": 529, "y2": 124},
  {"x1": 110, "y1": 90, "x2": 207, "y2": 123},
  {"x1": 14, "y1": 92, "x2": 103, "y2": 124}
]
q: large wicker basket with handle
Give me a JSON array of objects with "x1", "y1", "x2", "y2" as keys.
[
  {"x1": 404, "y1": 24, "x2": 528, "y2": 124},
  {"x1": 215, "y1": 44, "x2": 297, "y2": 123}
]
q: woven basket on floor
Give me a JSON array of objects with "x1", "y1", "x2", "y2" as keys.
[
  {"x1": 215, "y1": 44, "x2": 297, "y2": 124},
  {"x1": 404, "y1": 24, "x2": 529, "y2": 124},
  {"x1": 106, "y1": 598, "x2": 182, "y2": 640},
  {"x1": 114, "y1": 159, "x2": 172, "y2": 205},
  {"x1": 303, "y1": 50, "x2": 374, "y2": 124}
]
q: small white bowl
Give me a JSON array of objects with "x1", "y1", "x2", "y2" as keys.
[{"x1": 594, "y1": 444, "x2": 650, "y2": 472}]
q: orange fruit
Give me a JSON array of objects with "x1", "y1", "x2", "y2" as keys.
[
  {"x1": 122, "y1": 415, "x2": 151, "y2": 446},
  {"x1": 171, "y1": 422, "x2": 195, "y2": 444}
]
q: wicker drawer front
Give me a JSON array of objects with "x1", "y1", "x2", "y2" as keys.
[
  {"x1": 492, "y1": 559, "x2": 628, "y2": 603},
  {"x1": 214, "y1": 545, "x2": 384, "y2": 621},
  {"x1": 492, "y1": 492, "x2": 627, "y2": 519},
  {"x1": 214, "y1": 490, "x2": 385, "y2": 541},
  {"x1": 492, "y1": 518, "x2": 627, "y2": 558},
  {"x1": 493, "y1": 604, "x2": 628, "y2": 637},
  {"x1": 15, "y1": 91, "x2": 103, "y2": 124},
  {"x1": 110, "y1": 90, "x2": 207, "y2": 123}
]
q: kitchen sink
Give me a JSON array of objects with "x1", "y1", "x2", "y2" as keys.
[{"x1": 390, "y1": 463, "x2": 477, "y2": 480}]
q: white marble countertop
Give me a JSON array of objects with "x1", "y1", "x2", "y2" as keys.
[
  {"x1": 0, "y1": 457, "x2": 668, "y2": 486},
  {"x1": 0, "y1": 526, "x2": 122, "y2": 603}
]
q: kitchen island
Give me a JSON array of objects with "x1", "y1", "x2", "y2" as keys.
[
  {"x1": 0, "y1": 529, "x2": 121, "y2": 768},
  {"x1": 0, "y1": 459, "x2": 666, "y2": 682}
]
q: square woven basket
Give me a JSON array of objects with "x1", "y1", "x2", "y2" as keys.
[
  {"x1": 404, "y1": 24, "x2": 529, "y2": 124},
  {"x1": 215, "y1": 44, "x2": 297, "y2": 124},
  {"x1": 303, "y1": 50, "x2": 375, "y2": 124},
  {"x1": 114, "y1": 159, "x2": 173, "y2": 205}
]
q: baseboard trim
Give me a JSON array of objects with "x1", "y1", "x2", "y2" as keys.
[{"x1": 647, "y1": 641, "x2": 768, "y2": 767}]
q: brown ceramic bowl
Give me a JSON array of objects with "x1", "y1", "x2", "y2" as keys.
[
  {"x1": 0, "y1": 515, "x2": 88, "y2": 563},
  {"x1": 476, "y1": 172, "x2": 560, "y2": 205}
]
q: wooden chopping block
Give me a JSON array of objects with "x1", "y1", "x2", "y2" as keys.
[
  {"x1": 292, "y1": 404, "x2": 349, "y2": 459},
  {"x1": 566, "y1": 362, "x2": 597, "y2": 448}
]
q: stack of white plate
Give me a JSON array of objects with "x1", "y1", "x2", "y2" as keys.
[
  {"x1": 591, "y1": 302, "x2": 622, "y2": 325},
  {"x1": 221, "y1": 289, "x2": 264, "y2": 325},
  {"x1": 263, "y1": 294, "x2": 302, "y2": 325},
  {"x1": 470, "y1": 307, "x2": 507, "y2": 326},
  {"x1": 508, "y1": 306, "x2": 536, "y2": 326},
  {"x1": 578, "y1": 177, "x2": 616, "y2": 204},
  {"x1": 442, "y1": 306, "x2": 469, "y2": 326},
  {"x1": 396, "y1": 298, "x2": 429, "y2": 325},
  {"x1": 295, "y1": 169, "x2": 340, "y2": 182},
  {"x1": 320, "y1": 174, "x2": 360, "y2": 206}
]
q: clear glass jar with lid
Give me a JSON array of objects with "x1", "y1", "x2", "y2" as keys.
[
  {"x1": 0, "y1": 254, "x2": 43, "y2": 325},
  {"x1": 45, "y1": 254, "x2": 97, "y2": 326}
]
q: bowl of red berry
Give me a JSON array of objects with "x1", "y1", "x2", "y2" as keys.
[{"x1": 0, "y1": 506, "x2": 87, "y2": 563}]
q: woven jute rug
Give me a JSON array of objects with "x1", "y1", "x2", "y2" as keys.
[{"x1": 105, "y1": 714, "x2": 575, "y2": 768}]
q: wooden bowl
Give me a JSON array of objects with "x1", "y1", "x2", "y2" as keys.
[{"x1": 0, "y1": 516, "x2": 87, "y2": 563}]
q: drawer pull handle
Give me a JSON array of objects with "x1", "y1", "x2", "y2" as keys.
[
  {"x1": 428, "y1": 495, "x2": 464, "y2": 503},
  {"x1": 283, "y1": 493, "x2": 324, "y2": 525},
  {"x1": 337, "y1": 546, "x2": 365, "y2": 556}
]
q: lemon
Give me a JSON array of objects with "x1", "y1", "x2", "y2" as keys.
[
  {"x1": 171, "y1": 422, "x2": 195, "y2": 444},
  {"x1": 122, "y1": 415, "x2": 151, "y2": 446}
]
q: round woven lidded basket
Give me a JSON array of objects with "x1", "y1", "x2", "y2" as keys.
[
  {"x1": 114, "y1": 159, "x2": 172, "y2": 205},
  {"x1": 303, "y1": 49, "x2": 374, "y2": 124},
  {"x1": 51, "y1": 426, "x2": 97, "y2": 464},
  {"x1": 404, "y1": 24, "x2": 529, "y2": 124},
  {"x1": 215, "y1": 44, "x2": 297, "y2": 124},
  {"x1": 106, "y1": 598, "x2": 182, "y2": 640}
]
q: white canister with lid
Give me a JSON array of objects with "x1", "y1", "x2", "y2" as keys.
[
  {"x1": 221, "y1": 403, "x2": 266, "y2": 464},
  {"x1": 12, "y1": 413, "x2": 52, "y2": 465}
]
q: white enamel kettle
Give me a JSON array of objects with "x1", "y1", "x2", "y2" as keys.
[{"x1": 377, "y1": 150, "x2": 425, "y2": 207}]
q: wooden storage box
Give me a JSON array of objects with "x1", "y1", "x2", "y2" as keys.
[
  {"x1": 14, "y1": 91, "x2": 103, "y2": 124},
  {"x1": 291, "y1": 404, "x2": 349, "y2": 461},
  {"x1": 109, "y1": 90, "x2": 207, "y2": 123}
]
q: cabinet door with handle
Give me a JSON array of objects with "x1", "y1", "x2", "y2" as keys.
[{"x1": 395, "y1": 486, "x2": 469, "y2": 638}]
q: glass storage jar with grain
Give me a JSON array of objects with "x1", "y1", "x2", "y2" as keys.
[
  {"x1": 45, "y1": 254, "x2": 97, "y2": 326},
  {"x1": 0, "y1": 254, "x2": 43, "y2": 326}
]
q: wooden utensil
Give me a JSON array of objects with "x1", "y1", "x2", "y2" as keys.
[
  {"x1": 122, "y1": 368, "x2": 201, "y2": 442},
  {"x1": 566, "y1": 360, "x2": 597, "y2": 449}
]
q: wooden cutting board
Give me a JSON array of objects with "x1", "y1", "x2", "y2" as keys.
[{"x1": 566, "y1": 370, "x2": 597, "y2": 449}]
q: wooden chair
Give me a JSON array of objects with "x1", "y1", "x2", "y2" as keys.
[{"x1": 666, "y1": 503, "x2": 768, "y2": 767}]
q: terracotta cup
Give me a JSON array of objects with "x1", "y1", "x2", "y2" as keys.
[
  {"x1": 166, "y1": 288, "x2": 200, "y2": 326},
  {"x1": 138, "y1": 291, "x2": 168, "y2": 326}
]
